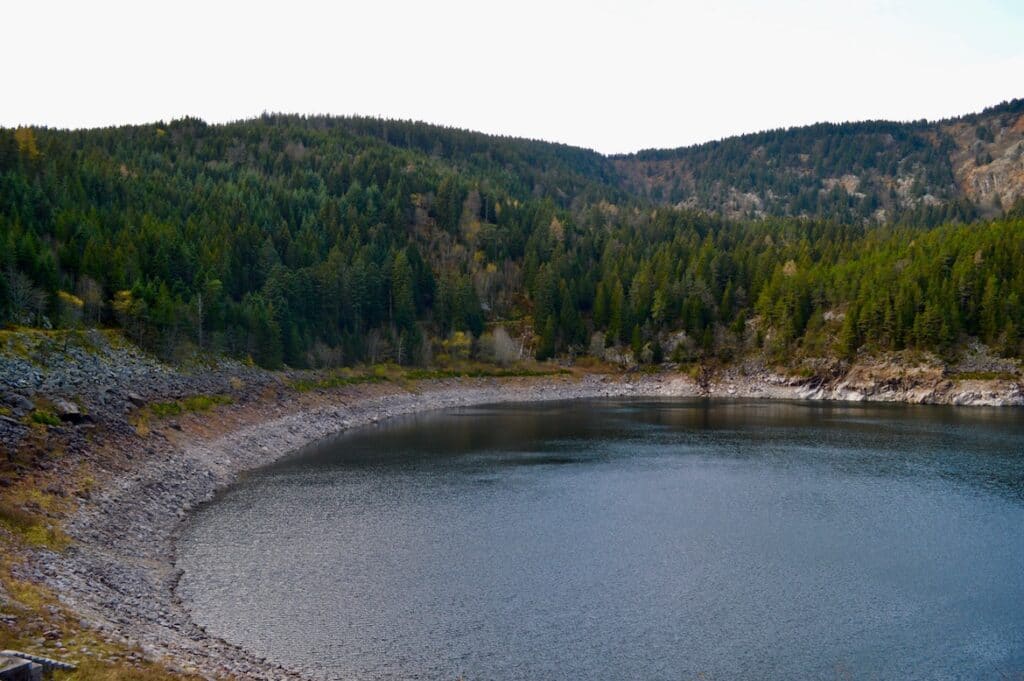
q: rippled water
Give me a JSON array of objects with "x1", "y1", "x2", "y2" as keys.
[{"x1": 177, "y1": 400, "x2": 1024, "y2": 680}]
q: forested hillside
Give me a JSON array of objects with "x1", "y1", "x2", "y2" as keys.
[
  {"x1": 615, "y1": 99, "x2": 1024, "y2": 224},
  {"x1": 2, "y1": 102, "x2": 1023, "y2": 369}
]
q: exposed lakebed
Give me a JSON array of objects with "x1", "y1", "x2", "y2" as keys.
[{"x1": 176, "y1": 400, "x2": 1024, "y2": 680}]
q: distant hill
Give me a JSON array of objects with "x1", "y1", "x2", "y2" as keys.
[
  {"x1": 612, "y1": 99, "x2": 1024, "y2": 224},
  {"x1": 239, "y1": 114, "x2": 624, "y2": 211},
  {"x1": 324, "y1": 99, "x2": 1024, "y2": 225}
]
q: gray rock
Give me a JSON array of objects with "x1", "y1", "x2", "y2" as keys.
[
  {"x1": 3, "y1": 393, "x2": 34, "y2": 413},
  {"x1": 51, "y1": 398, "x2": 85, "y2": 423}
]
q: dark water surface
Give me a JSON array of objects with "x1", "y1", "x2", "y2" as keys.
[{"x1": 176, "y1": 400, "x2": 1024, "y2": 680}]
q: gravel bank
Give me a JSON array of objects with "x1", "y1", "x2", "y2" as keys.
[
  {"x1": 16, "y1": 355, "x2": 1023, "y2": 678},
  {"x1": 30, "y1": 374, "x2": 696, "y2": 679}
]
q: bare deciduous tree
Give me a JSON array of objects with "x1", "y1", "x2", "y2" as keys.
[
  {"x1": 76, "y1": 275, "x2": 103, "y2": 326},
  {"x1": 394, "y1": 329, "x2": 407, "y2": 366},
  {"x1": 366, "y1": 328, "x2": 383, "y2": 364},
  {"x1": 491, "y1": 326, "x2": 520, "y2": 366},
  {"x1": 6, "y1": 268, "x2": 47, "y2": 325}
]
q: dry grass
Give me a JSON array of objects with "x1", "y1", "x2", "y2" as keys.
[
  {"x1": 948, "y1": 370, "x2": 1019, "y2": 381},
  {"x1": 56, "y1": 660, "x2": 199, "y2": 681},
  {"x1": 1, "y1": 544, "x2": 201, "y2": 681},
  {"x1": 0, "y1": 464, "x2": 196, "y2": 681},
  {"x1": 0, "y1": 495, "x2": 72, "y2": 551}
]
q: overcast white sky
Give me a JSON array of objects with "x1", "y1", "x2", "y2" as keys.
[{"x1": 4, "y1": 0, "x2": 1023, "y2": 154}]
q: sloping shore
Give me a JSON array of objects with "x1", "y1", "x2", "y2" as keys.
[
  {"x1": 28, "y1": 375, "x2": 690, "y2": 679},
  {"x1": 10, "y1": 360, "x2": 1023, "y2": 679}
]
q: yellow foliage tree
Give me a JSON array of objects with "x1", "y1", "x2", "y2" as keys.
[{"x1": 14, "y1": 127, "x2": 40, "y2": 158}]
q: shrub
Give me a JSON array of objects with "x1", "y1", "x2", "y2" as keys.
[
  {"x1": 149, "y1": 394, "x2": 233, "y2": 418},
  {"x1": 28, "y1": 410, "x2": 61, "y2": 426}
]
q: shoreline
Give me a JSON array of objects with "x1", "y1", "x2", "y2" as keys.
[
  {"x1": 31, "y1": 375, "x2": 684, "y2": 679},
  {"x1": 24, "y1": 370, "x2": 1024, "y2": 679}
]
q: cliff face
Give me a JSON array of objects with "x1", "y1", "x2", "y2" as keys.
[
  {"x1": 946, "y1": 108, "x2": 1024, "y2": 213},
  {"x1": 612, "y1": 99, "x2": 1024, "y2": 222},
  {"x1": 786, "y1": 362, "x2": 1023, "y2": 406}
]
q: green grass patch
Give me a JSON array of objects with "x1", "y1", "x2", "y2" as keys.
[
  {"x1": 948, "y1": 370, "x2": 1019, "y2": 381},
  {"x1": 0, "y1": 334, "x2": 33, "y2": 360},
  {"x1": 148, "y1": 401, "x2": 183, "y2": 418},
  {"x1": 27, "y1": 409, "x2": 61, "y2": 426},
  {"x1": 0, "y1": 327, "x2": 95, "y2": 358},
  {"x1": 291, "y1": 371, "x2": 388, "y2": 392},
  {"x1": 149, "y1": 394, "x2": 233, "y2": 418},
  {"x1": 404, "y1": 366, "x2": 569, "y2": 380},
  {"x1": 291, "y1": 363, "x2": 570, "y2": 392}
]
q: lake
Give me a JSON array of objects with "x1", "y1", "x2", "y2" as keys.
[{"x1": 176, "y1": 399, "x2": 1024, "y2": 680}]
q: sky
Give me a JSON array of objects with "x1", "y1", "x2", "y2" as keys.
[{"x1": 4, "y1": 0, "x2": 1023, "y2": 154}]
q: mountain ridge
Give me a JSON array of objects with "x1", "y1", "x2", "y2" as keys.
[
  {"x1": 12, "y1": 97, "x2": 1023, "y2": 225},
  {"x1": 246, "y1": 98, "x2": 1024, "y2": 223},
  {"x1": 611, "y1": 98, "x2": 1024, "y2": 223}
]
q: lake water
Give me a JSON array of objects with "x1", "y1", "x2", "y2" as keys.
[{"x1": 176, "y1": 400, "x2": 1024, "y2": 680}]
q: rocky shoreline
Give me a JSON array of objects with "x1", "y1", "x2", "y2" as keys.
[
  {"x1": 10, "y1": 349, "x2": 1023, "y2": 678},
  {"x1": 27, "y1": 374, "x2": 694, "y2": 679},
  {"x1": 709, "y1": 359, "x2": 1024, "y2": 406}
]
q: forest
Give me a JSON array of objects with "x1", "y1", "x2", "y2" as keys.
[
  {"x1": 1, "y1": 109, "x2": 1023, "y2": 369},
  {"x1": 614, "y1": 98, "x2": 1024, "y2": 224}
]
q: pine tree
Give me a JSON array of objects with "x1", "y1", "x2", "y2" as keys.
[
  {"x1": 391, "y1": 251, "x2": 416, "y2": 334},
  {"x1": 838, "y1": 308, "x2": 860, "y2": 358},
  {"x1": 609, "y1": 279, "x2": 625, "y2": 343},
  {"x1": 980, "y1": 275, "x2": 1001, "y2": 344},
  {"x1": 593, "y1": 281, "x2": 608, "y2": 328},
  {"x1": 631, "y1": 325, "x2": 643, "y2": 360},
  {"x1": 536, "y1": 316, "x2": 556, "y2": 361}
]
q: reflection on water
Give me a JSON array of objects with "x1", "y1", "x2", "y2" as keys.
[{"x1": 178, "y1": 400, "x2": 1024, "y2": 680}]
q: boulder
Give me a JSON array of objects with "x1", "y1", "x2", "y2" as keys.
[
  {"x1": 51, "y1": 399, "x2": 87, "y2": 424},
  {"x1": 2, "y1": 393, "x2": 34, "y2": 414}
]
